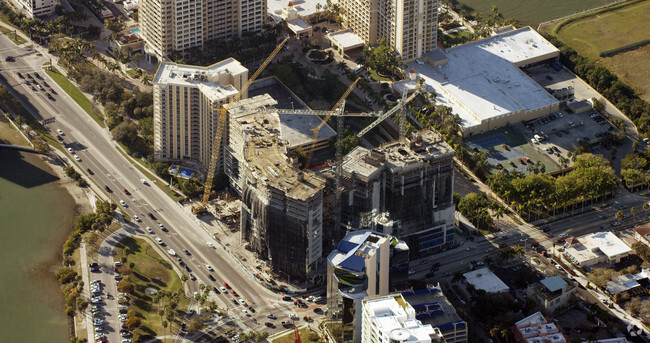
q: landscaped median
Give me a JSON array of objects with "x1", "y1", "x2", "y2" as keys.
[
  {"x1": 113, "y1": 236, "x2": 189, "y2": 342},
  {"x1": 43, "y1": 65, "x2": 105, "y2": 128}
]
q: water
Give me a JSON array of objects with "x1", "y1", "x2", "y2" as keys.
[
  {"x1": 0, "y1": 148, "x2": 74, "y2": 342},
  {"x1": 452, "y1": 0, "x2": 616, "y2": 26},
  {"x1": 129, "y1": 27, "x2": 140, "y2": 35}
]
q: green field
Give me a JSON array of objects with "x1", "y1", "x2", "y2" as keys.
[
  {"x1": 451, "y1": 0, "x2": 615, "y2": 26},
  {"x1": 114, "y1": 237, "x2": 189, "y2": 342},
  {"x1": 555, "y1": 0, "x2": 650, "y2": 58}
]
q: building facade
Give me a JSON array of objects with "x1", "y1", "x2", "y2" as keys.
[
  {"x1": 140, "y1": 0, "x2": 266, "y2": 59},
  {"x1": 339, "y1": 0, "x2": 438, "y2": 60},
  {"x1": 361, "y1": 294, "x2": 446, "y2": 343},
  {"x1": 327, "y1": 230, "x2": 409, "y2": 341},
  {"x1": 527, "y1": 276, "x2": 575, "y2": 314},
  {"x1": 340, "y1": 130, "x2": 456, "y2": 257},
  {"x1": 152, "y1": 59, "x2": 248, "y2": 171},
  {"x1": 11, "y1": 0, "x2": 57, "y2": 17}
]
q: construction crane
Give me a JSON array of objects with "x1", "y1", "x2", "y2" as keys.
[
  {"x1": 303, "y1": 77, "x2": 362, "y2": 169},
  {"x1": 192, "y1": 36, "x2": 290, "y2": 214},
  {"x1": 292, "y1": 318, "x2": 301, "y2": 343},
  {"x1": 356, "y1": 83, "x2": 424, "y2": 138}
]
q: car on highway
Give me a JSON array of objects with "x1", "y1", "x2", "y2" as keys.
[
  {"x1": 5, "y1": 56, "x2": 14, "y2": 61},
  {"x1": 146, "y1": 227, "x2": 153, "y2": 233},
  {"x1": 265, "y1": 322, "x2": 274, "y2": 328},
  {"x1": 157, "y1": 223, "x2": 166, "y2": 231},
  {"x1": 133, "y1": 215, "x2": 140, "y2": 222},
  {"x1": 49, "y1": 87, "x2": 55, "y2": 94},
  {"x1": 207, "y1": 242, "x2": 215, "y2": 248},
  {"x1": 498, "y1": 243, "x2": 508, "y2": 248},
  {"x1": 26, "y1": 73, "x2": 32, "y2": 79},
  {"x1": 183, "y1": 248, "x2": 190, "y2": 255},
  {"x1": 232, "y1": 298, "x2": 239, "y2": 305},
  {"x1": 73, "y1": 155, "x2": 81, "y2": 161},
  {"x1": 232, "y1": 290, "x2": 238, "y2": 297},
  {"x1": 56, "y1": 129, "x2": 64, "y2": 135},
  {"x1": 223, "y1": 282, "x2": 230, "y2": 289},
  {"x1": 168, "y1": 249, "x2": 176, "y2": 256},
  {"x1": 239, "y1": 299, "x2": 247, "y2": 306},
  {"x1": 189, "y1": 274, "x2": 196, "y2": 281},
  {"x1": 220, "y1": 286, "x2": 228, "y2": 293},
  {"x1": 243, "y1": 309, "x2": 250, "y2": 316},
  {"x1": 140, "y1": 178, "x2": 148, "y2": 184},
  {"x1": 104, "y1": 185, "x2": 112, "y2": 193},
  {"x1": 120, "y1": 200, "x2": 127, "y2": 207},
  {"x1": 155, "y1": 237, "x2": 164, "y2": 245},
  {"x1": 122, "y1": 188, "x2": 130, "y2": 195},
  {"x1": 148, "y1": 212, "x2": 156, "y2": 220},
  {"x1": 37, "y1": 84, "x2": 43, "y2": 90},
  {"x1": 558, "y1": 233, "x2": 568, "y2": 238},
  {"x1": 205, "y1": 264, "x2": 214, "y2": 272},
  {"x1": 67, "y1": 147, "x2": 74, "y2": 153}
]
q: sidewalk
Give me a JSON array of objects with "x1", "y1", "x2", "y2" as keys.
[{"x1": 78, "y1": 243, "x2": 96, "y2": 343}]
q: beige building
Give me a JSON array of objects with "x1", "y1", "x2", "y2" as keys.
[
  {"x1": 527, "y1": 276, "x2": 575, "y2": 314},
  {"x1": 11, "y1": 0, "x2": 57, "y2": 17},
  {"x1": 338, "y1": 0, "x2": 438, "y2": 60},
  {"x1": 152, "y1": 59, "x2": 248, "y2": 171},
  {"x1": 140, "y1": 0, "x2": 266, "y2": 60}
]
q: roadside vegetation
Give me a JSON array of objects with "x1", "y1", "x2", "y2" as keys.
[{"x1": 113, "y1": 237, "x2": 189, "y2": 342}]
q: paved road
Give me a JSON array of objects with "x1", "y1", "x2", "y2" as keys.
[{"x1": 0, "y1": 32, "x2": 297, "y2": 335}]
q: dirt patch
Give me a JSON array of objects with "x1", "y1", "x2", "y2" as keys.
[{"x1": 601, "y1": 44, "x2": 650, "y2": 103}]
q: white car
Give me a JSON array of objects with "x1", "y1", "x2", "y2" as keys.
[
  {"x1": 120, "y1": 200, "x2": 127, "y2": 207},
  {"x1": 168, "y1": 249, "x2": 176, "y2": 256},
  {"x1": 146, "y1": 227, "x2": 153, "y2": 234},
  {"x1": 140, "y1": 178, "x2": 147, "y2": 184},
  {"x1": 220, "y1": 287, "x2": 228, "y2": 293},
  {"x1": 243, "y1": 309, "x2": 250, "y2": 316},
  {"x1": 73, "y1": 155, "x2": 81, "y2": 162},
  {"x1": 57, "y1": 129, "x2": 64, "y2": 135},
  {"x1": 156, "y1": 237, "x2": 163, "y2": 245},
  {"x1": 239, "y1": 299, "x2": 247, "y2": 306},
  {"x1": 133, "y1": 215, "x2": 140, "y2": 222},
  {"x1": 157, "y1": 223, "x2": 165, "y2": 229},
  {"x1": 207, "y1": 242, "x2": 215, "y2": 248},
  {"x1": 206, "y1": 264, "x2": 214, "y2": 272},
  {"x1": 94, "y1": 319, "x2": 103, "y2": 326},
  {"x1": 67, "y1": 147, "x2": 74, "y2": 153},
  {"x1": 558, "y1": 233, "x2": 568, "y2": 238}
]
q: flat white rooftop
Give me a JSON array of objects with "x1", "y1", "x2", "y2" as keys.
[
  {"x1": 154, "y1": 59, "x2": 248, "y2": 102},
  {"x1": 286, "y1": 17, "x2": 311, "y2": 34},
  {"x1": 328, "y1": 30, "x2": 365, "y2": 49},
  {"x1": 268, "y1": 0, "x2": 327, "y2": 20},
  {"x1": 278, "y1": 113, "x2": 335, "y2": 148},
  {"x1": 463, "y1": 267, "x2": 509, "y2": 293},
  {"x1": 365, "y1": 295, "x2": 439, "y2": 342},
  {"x1": 406, "y1": 27, "x2": 559, "y2": 132},
  {"x1": 588, "y1": 232, "x2": 632, "y2": 258}
]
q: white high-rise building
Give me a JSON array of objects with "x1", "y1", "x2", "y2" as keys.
[
  {"x1": 11, "y1": 0, "x2": 57, "y2": 18},
  {"x1": 152, "y1": 59, "x2": 248, "y2": 171},
  {"x1": 361, "y1": 294, "x2": 446, "y2": 343},
  {"x1": 140, "y1": 0, "x2": 266, "y2": 60},
  {"x1": 339, "y1": 0, "x2": 438, "y2": 61}
]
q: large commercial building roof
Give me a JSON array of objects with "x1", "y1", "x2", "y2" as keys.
[
  {"x1": 268, "y1": 0, "x2": 327, "y2": 21},
  {"x1": 463, "y1": 267, "x2": 509, "y2": 293},
  {"x1": 328, "y1": 30, "x2": 365, "y2": 50},
  {"x1": 405, "y1": 27, "x2": 559, "y2": 133},
  {"x1": 589, "y1": 231, "x2": 632, "y2": 257},
  {"x1": 153, "y1": 59, "x2": 248, "y2": 102},
  {"x1": 564, "y1": 231, "x2": 632, "y2": 266}
]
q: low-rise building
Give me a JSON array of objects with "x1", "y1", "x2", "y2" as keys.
[
  {"x1": 361, "y1": 294, "x2": 446, "y2": 343},
  {"x1": 527, "y1": 276, "x2": 575, "y2": 314},
  {"x1": 401, "y1": 285, "x2": 468, "y2": 343},
  {"x1": 513, "y1": 312, "x2": 567, "y2": 343},
  {"x1": 463, "y1": 267, "x2": 509, "y2": 293},
  {"x1": 605, "y1": 267, "x2": 650, "y2": 296},
  {"x1": 563, "y1": 232, "x2": 632, "y2": 267},
  {"x1": 633, "y1": 226, "x2": 650, "y2": 247}
]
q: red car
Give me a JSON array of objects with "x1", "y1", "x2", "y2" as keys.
[
  {"x1": 123, "y1": 188, "x2": 131, "y2": 195},
  {"x1": 498, "y1": 243, "x2": 507, "y2": 249},
  {"x1": 223, "y1": 282, "x2": 230, "y2": 289},
  {"x1": 56, "y1": 135, "x2": 63, "y2": 141},
  {"x1": 232, "y1": 290, "x2": 238, "y2": 297}
]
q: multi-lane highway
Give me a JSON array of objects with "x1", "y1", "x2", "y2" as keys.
[{"x1": 0, "y1": 33, "x2": 305, "y2": 338}]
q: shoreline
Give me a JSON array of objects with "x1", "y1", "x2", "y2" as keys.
[{"x1": 0, "y1": 116, "x2": 94, "y2": 340}]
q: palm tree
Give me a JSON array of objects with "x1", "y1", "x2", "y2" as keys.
[
  {"x1": 615, "y1": 210, "x2": 624, "y2": 221},
  {"x1": 141, "y1": 73, "x2": 152, "y2": 85},
  {"x1": 631, "y1": 206, "x2": 637, "y2": 218},
  {"x1": 643, "y1": 202, "x2": 649, "y2": 219}
]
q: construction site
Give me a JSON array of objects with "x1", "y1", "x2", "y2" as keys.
[{"x1": 153, "y1": 38, "x2": 458, "y2": 285}]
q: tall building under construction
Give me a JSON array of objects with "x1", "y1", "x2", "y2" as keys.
[
  {"x1": 225, "y1": 94, "x2": 336, "y2": 283},
  {"x1": 340, "y1": 130, "x2": 456, "y2": 257}
]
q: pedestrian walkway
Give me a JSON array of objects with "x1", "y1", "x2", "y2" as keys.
[{"x1": 78, "y1": 242, "x2": 96, "y2": 343}]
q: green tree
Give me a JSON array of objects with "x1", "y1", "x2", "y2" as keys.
[
  {"x1": 117, "y1": 279, "x2": 135, "y2": 294},
  {"x1": 361, "y1": 38, "x2": 404, "y2": 76},
  {"x1": 125, "y1": 316, "x2": 141, "y2": 329},
  {"x1": 111, "y1": 121, "x2": 138, "y2": 145}
]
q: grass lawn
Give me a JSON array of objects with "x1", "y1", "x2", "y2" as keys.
[
  {"x1": 126, "y1": 69, "x2": 140, "y2": 78},
  {"x1": 368, "y1": 69, "x2": 392, "y2": 82},
  {"x1": 43, "y1": 66, "x2": 105, "y2": 128},
  {"x1": 271, "y1": 327, "x2": 319, "y2": 343},
  {"x1": 114, "y1": 236, "x2": 189, "y2": 342},
  {"x1": 0, "y1": 25, "x2": 27, "y2": 44},
  {"x1": 601, "y1": 44, "x2": 650, "y2": 102},
  {"x1": 554, "y1": 0, "x2": 650, "y2": 59}
]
